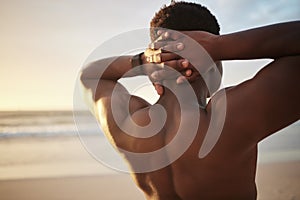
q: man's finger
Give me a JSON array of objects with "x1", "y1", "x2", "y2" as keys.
[
  {"x1": 160, "y1": 52, "x2": 181, "y2": 62},
  {"x1": 151, "y1": 69, "x2": 179, "y2": 81},
  {"x1": 158, "y1": 31, "x2": 183, "y2": 41},
  {"x1": 150, "y1": 40, "x2": 185, "y2": 52},
  {"x1": 149, "y1": 41, "x2": 167, "y2": 49},
  {"x1": 176, "y1": 72, "x2": 201, "y2": 84},
  {"x1": 163, "y1": 59, "x2": 190, "y2": 72},
  {"x1": 161, "y1": 42, "x2": 185, "y2": 52}
]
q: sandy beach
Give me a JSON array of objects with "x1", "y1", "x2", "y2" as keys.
[
  {"x1": 0, "y1": 175, "x2": 144, "y2": 200},
  {"x1": 0, "y1": 136, "x2": 299, "y2": 200}
]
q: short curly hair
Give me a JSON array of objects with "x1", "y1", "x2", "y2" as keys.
[{"x1": 150, "y1": 1, "x2": 220, "y2": 41}]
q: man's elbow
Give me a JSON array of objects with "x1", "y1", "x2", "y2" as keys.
[
  {"x1": 79, "y1": 63, "x2": 96, "y2": 87},
  {"x1": 80, "y1": 70, "x2": 89, "y2": 88},
  {"x1": 79, "y1": 70, "x2": 96, "y2": 90}
]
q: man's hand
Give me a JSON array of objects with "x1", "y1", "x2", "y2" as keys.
[
  {"x1": 149, "y1": 30, "x2": 220, "y2": 95},
  {"x1": 153, "y1": 30, "x2": 219, "y2": 61},
  {"x1": 141, "y1": 53, "x2": 190, "y2": 95}
]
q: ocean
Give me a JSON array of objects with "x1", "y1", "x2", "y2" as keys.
[
  {"x1": 0, "y1": 111, "x2": 96, "y2": 138},
  {"x1": 0, "y1": 111, "x2": 299, "y2": 163}
]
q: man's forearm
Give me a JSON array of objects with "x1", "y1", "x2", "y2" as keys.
[
  {"x1": 216, "y1": 21, "x2": 300, "y2": 60},
  {"x1": 81, "y1": 56, "x2": 144, "y2": 82}
]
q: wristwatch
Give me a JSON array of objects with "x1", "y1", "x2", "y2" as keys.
[{"x1": 130, "y1": 52, "x2": 144, "y2": 68}]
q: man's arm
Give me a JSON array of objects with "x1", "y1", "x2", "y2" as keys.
[
  {"x1": 223, "y1": 56, "x2": 300, "y2": 143},
  {"x1": 81, "y1": 56, "x2": 183, "y2": 200},
  {"x1": 80, "y1": 56, "x2": 152, "y2": 144},
  {"x1": 152, "y1": 21, "x2": 300, "y2": 145},
  {"x1": 153, "y1": 21, "x2": 300, "y2": 79},
  {"x1": 216, "y1": 21, "x2": 300, "y2": 60},
  {"x1": 206, "y1": 21, "x2": 300, "y2": 142}
]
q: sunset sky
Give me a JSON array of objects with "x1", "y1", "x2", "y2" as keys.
[{"x1": 1, "y1": 0, "x2": 299, "y2": 110}]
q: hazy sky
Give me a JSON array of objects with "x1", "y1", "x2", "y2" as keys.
[{"x1": 0, "y1": 0, "x2": 299, "y2": 110}]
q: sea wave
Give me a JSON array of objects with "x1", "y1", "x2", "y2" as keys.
[{"x1": 0, "y1": 111, "x2": 102, "y2": 138}]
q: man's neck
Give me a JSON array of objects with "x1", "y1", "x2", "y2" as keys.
[{"x1": 157, "y1": 79, "x2": 207, "y2": 110}]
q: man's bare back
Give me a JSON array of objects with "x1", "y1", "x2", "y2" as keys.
[
  {"x1": 80, "y1": 2, "x2": 300, "y2": 199},
  {"x1": 122, "y1": 83, "x2": 258, "y2": 199}
]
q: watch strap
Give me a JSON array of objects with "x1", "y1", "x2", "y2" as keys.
[{"x1": 130, "y1": 52, "x2": 143, "y2": 68}]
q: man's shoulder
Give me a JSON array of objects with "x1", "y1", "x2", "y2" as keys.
[{"x1": 204, "y1": 86, "x2": 255, "y2": 147}]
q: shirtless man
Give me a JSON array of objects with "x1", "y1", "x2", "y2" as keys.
[{"x1": 80, "y1": 2, "x2": 300, "y2": 200}]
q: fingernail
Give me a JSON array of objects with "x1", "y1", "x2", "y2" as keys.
[
  {"x1": 176, "y1": 43, "x2": 184, "y2": 50},
  {"x1": 151, "y1": 72, "x2": 158, "y2": 79},
  {"x1": 176, "y1": 76, "x2": 186, "y2": 84},
  {"x1": 157, "y1": 30, "x2": 162, "y2": 35},
  {"x1": 182, "y1": 60, "x2": 189, "y2": 68},
  {"x1": 185, "y1": 69, "x2": 192, "y2": 77},
  {"x1": 164, "y1": 32, "x2": 169, "y2": 38}
]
